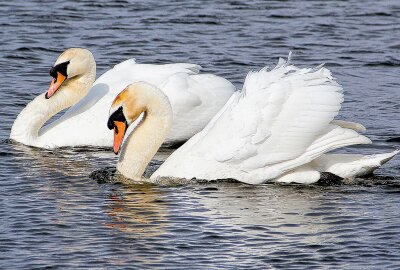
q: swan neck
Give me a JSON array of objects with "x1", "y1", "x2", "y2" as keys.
[
  {"x1": 10, "y1": 65, "x2": 96, "y2": 147},
  {"x1": 117, "y1": 93, "x2": 173, "y2": 180}
]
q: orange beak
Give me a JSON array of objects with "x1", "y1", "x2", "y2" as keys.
[
  {"x1": 46, "y1": 72, "x2": 67, "y2": 99},
  {"x1": 113, "y1": 121, "x2": 127, "y2": 154}
]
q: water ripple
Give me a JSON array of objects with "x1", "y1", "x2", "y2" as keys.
[{"x1": 1, "y1": 0, "x2": 400, "y2": 268}]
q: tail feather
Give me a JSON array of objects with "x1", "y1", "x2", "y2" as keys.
[
  {"x1": 331, "y1": 120, "x2": 366, "y2": 132},
  {"x1": 312, "y1": 150, "x2": 399, "y2": 179}
]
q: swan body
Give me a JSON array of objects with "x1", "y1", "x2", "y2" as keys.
[
  {"x1": 110, "y1": 57, "x2": 398, "y2": 184},
  {"x1": 10, "y1": 48, "x2": 235, "y2": 148}
]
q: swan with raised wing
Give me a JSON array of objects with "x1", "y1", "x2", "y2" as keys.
[
  {"x1": 10, "y1": 48, "x2": 235, "y2": 148},
  {"x1": 108, "y1": 57, "x2": 398, "y2": 184}
]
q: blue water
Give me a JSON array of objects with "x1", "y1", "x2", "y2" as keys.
[{"x1": 1, "y1": 0, "x2": 400, "y2": 268}]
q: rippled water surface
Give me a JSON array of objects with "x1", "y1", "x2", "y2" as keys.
[{"x1": 1, "y1": 0, "x2": 400, "y2": 268}]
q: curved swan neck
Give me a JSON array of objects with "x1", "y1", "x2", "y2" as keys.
[
  {"x1": 117, "y1": 88, "x2": 173, "y2": 180},
  {"x1": 10, "y1": 64, "x2": 96, "y2": 147}
]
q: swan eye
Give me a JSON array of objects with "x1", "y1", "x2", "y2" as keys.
[
  {"x1": 49, "y1": 61, "x2": 70, "y2": 79},
  {"x1": 107, "y1": 107, "x2": 127, "y2": 130}
]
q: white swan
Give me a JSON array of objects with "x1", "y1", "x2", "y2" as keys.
[
  {"x1": 10, "y1": 48, "x2": 235, "y2": 148},
  {"x1": 107, "y1": 57, "x2": 398, "y2": 184}
]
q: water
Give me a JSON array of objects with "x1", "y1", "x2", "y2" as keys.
[{"x1": 1, "y1": 0, "x2": 400, "y2": 268}]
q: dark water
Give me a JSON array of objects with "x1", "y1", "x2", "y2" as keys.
[{"x1": 1, "y1": 0, "x2": 400, "y2": 268}]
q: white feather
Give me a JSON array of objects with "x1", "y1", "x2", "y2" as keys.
[
  {"x1": 39, "y1": 60, "x2": 235, "y2": 147},
  {"x1": 153, "y1": 57, "x2": 396, "y2": 184}
]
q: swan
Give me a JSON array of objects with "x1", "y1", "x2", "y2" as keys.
[
  {"x1": 107, "y1": 57, "x2": 398, "y2": 184},
  {"x1": 10, "y1": 48, "x2": 235, "y2": 148}
]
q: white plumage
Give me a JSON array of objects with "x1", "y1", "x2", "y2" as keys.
[
  {"x1": 11, "y1": 53, "x2": 235, "y2": 148},
  {"x1": 152, "y1": 56, "x2": 397, "y2": 184},
  {"x1": 42, "y1": 60, "x2": 234, "y2": 147}
]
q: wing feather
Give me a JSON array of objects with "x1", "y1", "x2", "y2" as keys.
[
  {"x1": 158, "y1": 56, "x2": 371, "y2": 182},
  {"x1": 205, "y1": 60, "x2": 344, "y2": 166}
]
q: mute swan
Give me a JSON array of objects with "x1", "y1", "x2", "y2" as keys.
[
  {"x1": 10, "y1": 48, "x2": 235, "y2": 148},
  {"x1": 107, "y1": 57, "x2": 398, "y2": 184}
]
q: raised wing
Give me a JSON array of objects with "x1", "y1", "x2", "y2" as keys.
[
  {"x1": 200, "y1": 57, "x2": 345, "y2": 163},
  {"x1": 157, "y1": 56, "x2": 370, "y2": 182}
]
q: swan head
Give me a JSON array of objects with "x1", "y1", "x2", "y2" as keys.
[
  {"x1": 107, "y1": 83, "x2": 151, "y2": 154},
  {"x1": 46, "y1": 48, "x2": 95, "y2": 99}
]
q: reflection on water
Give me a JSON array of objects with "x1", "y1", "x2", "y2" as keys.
[
  {"x1": 1, "y1": 0, "x2": 400, "y2": 268},
  {"x1": 2, "y1": 138, "x2": 400, "y2": 268},
  {"x1": 104, "y1": 184, "x2": 168, "y2": 238}
]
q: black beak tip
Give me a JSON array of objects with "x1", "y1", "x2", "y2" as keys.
[{"x1": 45, "y1": 92, "x2": 49, "y2": 99}]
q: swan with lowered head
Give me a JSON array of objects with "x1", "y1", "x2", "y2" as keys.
[
  {"x1": 108, "y1": 57, "x2": 398, "y2": 184},
  {"x1": 10, "y1": 48, "x2": 235, "y2": 148}
]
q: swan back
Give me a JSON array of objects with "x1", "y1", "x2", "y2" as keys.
[{"x1": 154, "y1": 57, "x2": 371, "y2": 183}]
